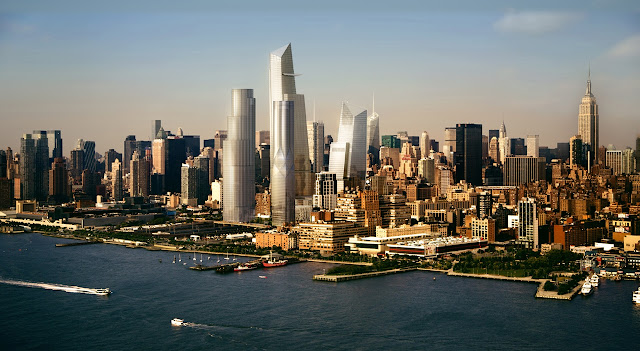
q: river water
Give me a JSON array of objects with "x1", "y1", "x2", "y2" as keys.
[{"x1": 1, "y1": 233, "x2": 638, "y2": 350}]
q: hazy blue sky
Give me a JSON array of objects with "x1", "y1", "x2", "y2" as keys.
[{"x1": 1, "y1": 1, "x2": 639, "y2": 155}]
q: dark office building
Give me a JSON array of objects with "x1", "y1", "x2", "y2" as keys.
[
  {"x1": 123, "y1": 135, "x2": 137, "y2": 172},
  {"x1": 83, "y1": 140, "x2": 96, "y2": 173},
  {"x1": 183, "y1": 135, "x2": 201, "y2": 158},
  {"x1": 0, "y1": 150, "x2": 6, "y2": 179},
  {"x1": 70, "y1": 148, "x2": 84, "y2": 180},
  {"x1": 488, "y1": 129, "x2": 499, "y2": 141},
  {"x1": 454, "y1": 123, "x2": 483, "y2": 186},
  {"x1": 165, "y1": 137, "x2": 186, "y2": 193},
  {"x1": 203, "y1": 139, "x2": 215, "y2": 149},
  {"x1": 556, "y1": 142, "x2": 570, "y2": 162},
  {"x1": 429, "y1": 140, "x2": 439, "y2": 153},
  {"x1": 510, "y1": 138, "x2": 526, "y2": 156},
  {"x1": 104, "y1": 149, "x2": 122, "y2": 173},
  {"x1": 49, "y1": 157, "x2": 69, "y2": 204},
  {"x1": 381, "y1": 135, "x2": 401, "y2": 149}
]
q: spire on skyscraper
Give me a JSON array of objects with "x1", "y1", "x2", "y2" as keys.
[{"x1": 586, "y1": 64, "x2": 592, "y2": 96}]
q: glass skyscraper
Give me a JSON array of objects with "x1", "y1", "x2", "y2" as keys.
[
  {"x1": 269, "y1": 43, "x2": 314, "y2": 198},
  {"x1": 223, "y1": 89, "x2": 256, "y2": 223},
  {"x1": 329, "y1": 102, "x2": 367, "y2": 191}
]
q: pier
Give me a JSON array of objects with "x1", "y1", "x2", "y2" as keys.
[
  {"x1": 55, "y1": 241, "x2": 99, "y2": 247},
  {"x1": 313, "y1": 267, "x2": 417, "y2": 282},
  {"x1": 534, "y1": 279, "x2": 584, "y2": 300}
]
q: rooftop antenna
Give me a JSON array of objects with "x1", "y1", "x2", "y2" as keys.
[{"x1": 372, "y1": 92, "x2": 375, "y2": 115}]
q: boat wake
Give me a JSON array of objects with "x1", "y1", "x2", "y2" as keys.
[{"x1": 0, "y1": 278, "x2": 111, "y2": 296}]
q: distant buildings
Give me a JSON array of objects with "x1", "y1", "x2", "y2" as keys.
[
  {"x1": 307, "y1": 121, "x2": 324, "y2": 173},
  {"x1": 517, "y1": 198, "x2": 538, "y2": 249},
  {"x1": 313, "y1": 172, "x2": 337, "y2": 211},
  {"x1": 503, "y1": 156, "x2": 545, "y2": 186},
  {"x1": 526, "y1": 135, "x2": 539, "y2": 158}
]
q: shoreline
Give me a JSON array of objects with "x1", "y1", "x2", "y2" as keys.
[{"x1": 33, "y1": 232, "x2": 585, "y2": 299}]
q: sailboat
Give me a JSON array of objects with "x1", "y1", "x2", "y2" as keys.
[
  {"x1": 233, "y1": 255, "x2": 236, "y2": 261},
  {"x1": 200, "y1": 254, "x2": 203, "y2": 263},
  {"x1": 217, "y1": 255, "x2": 220, "y2": 263},
  {"x1": 193, "y1": 252, "x2": 196, "y2": 261},
  {"x1": 178, "y1": 253, "x2": 182, "y2": 262},
  {"x1": 173, "y1": 255, "x2": 176, "y2": 264},
  {"x1": 224, "y1": 252, "x2": 230, "y2": 260}
]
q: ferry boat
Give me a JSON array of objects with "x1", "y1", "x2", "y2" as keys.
[
  {"x1": 633, "y1": 288, "x2": 640, "y2": 304},
  {"x1": 234, "y1": 263, "x2": 258, "y2": 272},
  {"x1": 581, "y1": 281, "x2": 593, "y2": 296},
  {"x1": 590, "y1": 274, "x2": 599, "y2": 287},
  {"x1": 263, "y1": 252, "x2": 288, "y2": 268},
  {"x1": 94, "y1": 288, "x2": 112, "y2": 295},
  {"x1": 171, "y1": 318, "x2": 184, "y2": 326}
]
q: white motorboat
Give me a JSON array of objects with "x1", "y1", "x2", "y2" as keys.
[
  {"x1": 590, "y1": 274, "x2": 599, "y2": 287},
  {"x1": 94, "y1": 288, "x2": 111, "y2": 295},
  {"x1": 581, "y1": 281, "x2": 593, "y2": 296},
  {"x1": 171, "y1": 318, "x2": 184, "y2": 326},
  {"x1": 633, "y1": 288, "x2": 640, "y2": 304}
]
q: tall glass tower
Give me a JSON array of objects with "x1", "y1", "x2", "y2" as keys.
[
  {"x1": 269, "y1": 43, "x2": 313, "y2": 197},
  {"x1": 329, "y1": 102, "x2": 367, "y2": 190},
  {"x1": 223, "y1": 89, "x2": 256, "y2": 223},
  {"x1": 270, "y1": 101, "x2": 295, "y2": 226}
]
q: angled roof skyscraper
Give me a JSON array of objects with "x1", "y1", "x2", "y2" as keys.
[{"x1": 269, "y1": 43, "x2": 314, "y2": 204}]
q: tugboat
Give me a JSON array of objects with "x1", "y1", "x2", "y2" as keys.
[
  {"x1": 262, "y1": 251, "x2": 288, "y2": 268},
  {"x1": 171, "y1": 318, "x2": 184, "y2": 326}
]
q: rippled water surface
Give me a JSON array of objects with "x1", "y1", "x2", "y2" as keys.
[{"x1": 1, "y1": 233, "x2": 638, "y2": 350}]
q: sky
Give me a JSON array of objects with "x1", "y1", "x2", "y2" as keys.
[{"x1": 1, "y1": 1, "x2": 639, "y2": 156}]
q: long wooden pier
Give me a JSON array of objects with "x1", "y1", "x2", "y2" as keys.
[
  {"x1": 313, "y1": 267, "x2": 417, "y2": 282},
  {"x1": 55, "y1": 241, "x2": 99, "y2": 247}
]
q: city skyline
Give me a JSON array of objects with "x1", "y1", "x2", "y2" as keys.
[{"x1": 1, "y1": 2, "x2": 639, "y2": 154}]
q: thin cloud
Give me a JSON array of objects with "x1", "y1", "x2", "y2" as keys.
[
  {"x1": 494, "y1": 10, "x2": 583, "y2": 35},
  {"x1": 606, "y1": 34, "x2": 640, "y2": 59}
]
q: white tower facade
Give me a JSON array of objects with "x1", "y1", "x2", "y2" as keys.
[
  {"x1": 329, "y1": 102, "x2": 367, "y2": 191},
  {"x1": 526, "y1": 135, "x2": 539, "y2": 158},
  {"x1": 223, "y1": 89, "x2": 256, "y2": 223}
]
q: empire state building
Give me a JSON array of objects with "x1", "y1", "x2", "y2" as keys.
[{"x1": 578, "y1": 68, "x2": 599, "y2": 164}]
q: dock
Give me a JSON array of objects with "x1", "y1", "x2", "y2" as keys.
[
  {"x1": 313, "y1": 267, "x2": 417, "y2": 282},
  {"x1": 534, "y1": 279, "x2": 584, "y2": 300},
  {"x1": 55, "y1": 241, "x2": 99, "y2": 247}
]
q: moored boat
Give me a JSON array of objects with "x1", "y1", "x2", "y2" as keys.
[
  {"x1": 262, "y1": 251, "x2": 288, "y2": 268},
  {"x1": 590, "y1": 274, "x2": 599, "y2": 287},
  {"x1": 234, "y1": 263, "x2": 258, "y2": 272},
  {"x1": 633, "y1": 288, "x2": 640, "y2": 304},
  {"x1": 581, "y1": 281, "x2": 593, "y2": 296}
]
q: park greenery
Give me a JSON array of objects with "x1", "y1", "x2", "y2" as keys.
[{"x1": 453, "y1": 249, "x2": 583, "y2": 279}]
